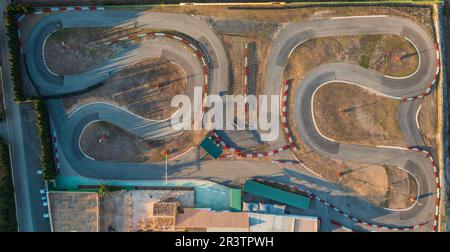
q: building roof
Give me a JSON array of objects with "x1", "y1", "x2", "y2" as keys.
[
  {"x1": 249, "y1": 213, "x2": 318, "y2": 232},
  {"x1": 243, "y1": 180, "x2": 310, "y2": 210},
  {"x1": 175, "y1": 209, "x2": 249, "y2": 231},
  {"x1": 200, "y1": 137, "x2": 223, "y2": 159},
  {"x1": 47, "y1": 191, "x2": 99, "y2": 232}
]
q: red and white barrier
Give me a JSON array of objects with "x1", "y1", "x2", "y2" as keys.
[
  {"x1": 272, "y1": 160, "x2": 300, "y2": 165},
  {"x1": 330, "y1": 220, "x2": 355, "y2": 232},
  {"x1": 52, "y1": 130, "x2": 61, "y2": 174},
  {"x1": 263, "y1": 179, "x2": 428, "y2": 232},
  {"x1": 107, "y1": 31, "x2": 211, "y2": 111},
  {"x1": 281, "y1": 79, "x2": 297, "y2": 151},
  {"x1": 401, "y1": 43, "x2": 440, "y2": 102},
  {"x1": 33, "y1": 6, "x2": 105, "y2": 15},
  {"x1": 407, "y1": 147, "x2": 441, "y2": 232}
]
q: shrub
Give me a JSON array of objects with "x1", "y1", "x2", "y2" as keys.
[
  {"x1": 5, "y1": 4, "x2": 34, "y2": 102},
  {"x1": 34, "y1": 100, "x2": 56, "y2": 180}
]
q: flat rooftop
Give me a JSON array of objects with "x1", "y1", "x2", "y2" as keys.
[
  {"x1": 175, "y1": 209, "x2": 249, "y2": 232},
  {"x1": 47, "y1": 191, "x2": 99, "y2": 232},
  {"x1": 249, "y1": 213, "x2": 319, "y2": 232}
]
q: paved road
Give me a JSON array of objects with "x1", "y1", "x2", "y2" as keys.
[
  {"x1": 1, "y1": 2, "x2": 50, "y2": 232},
  {"x1": 24, "y1": 12, "x2": 438, "y2": 230}
]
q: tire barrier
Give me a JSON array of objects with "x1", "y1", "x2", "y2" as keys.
[
  {"x1": 330, "y1": 220, "x2": 356, "y2": 232},
  {"x1": 228, "y1": 3, "x2": 433, "y2": 11},
  {"x1": 261, "y1": 178, "x2": 429, "y2": 232},
  {"x1": 244, "y1": 42, "x2": 258, "y2": 110},
  {"x1": 407, "y1": 147, "x2": 441, "y2": 232},
  {"x1": 401, "y1": 43, "x2": 440, "y2": 102},
  {"x1": 210, "y1": 130, "x2": 292, "y2": 158},
  {"x1": 33, "y1": 6, "x2": 105, "y2": 15},
  {"x1": 272, "y1": 160, "x2": 300, "y2": 164},
  {"x1": 208, "y1": 79, "x2": 296, "y2": 159},
  {"x1": 106, "y1": 31, "x2": 214, "y2": 110}
]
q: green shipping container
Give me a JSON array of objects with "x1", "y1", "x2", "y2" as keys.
[
  {"x1": 243, "y1": 180, "x2": 310, "y2": 210},
  {"x1": 200, "y1": 137, "x2": 223, "y2": 159}
]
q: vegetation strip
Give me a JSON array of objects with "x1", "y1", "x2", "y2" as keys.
[
  {"x1": 5, "y1": 4, "x2": 33, "y2": 102},
  {"x1": 0, "y1": 140, "x2": 17, "y2": 232},
  {"x1": 34, "y1": 100, "x2": 57, "y2": 180}
]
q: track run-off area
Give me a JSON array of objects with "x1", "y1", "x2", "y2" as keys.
[{"x1": 23, "y1": 9, "x2": 441, "y2": 231}]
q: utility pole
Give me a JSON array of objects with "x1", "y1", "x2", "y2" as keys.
[{"x1": 162, "y1": 149, "x2": 169, "y2": 182}]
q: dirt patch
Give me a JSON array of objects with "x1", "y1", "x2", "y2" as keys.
[
  {"x1": 418, "y1": 92, "x2": 437, "y2": 148},
  {"x1": 63, "y1": 58, "x2": 186, "y2": 120},
  {"x1": 44, "y1": 28, "x2": 114, "y2": 75},
  {"x1": 153, "y1": 6, "x2": 433, "y2": 36},
  {"x1": 313, "y1": 82, "x2": 405, "y2": 147},
  {"x1": 339, "y1": 163, "x2": 417, "y2": 209},
  {"x1": 80, "y1": 121, "x2": 206, "y2": 163},
  {"x1": 44, "y1": 27, "x2": 161, "y2": 76},
  {"x1": 284, "y1": 35, "x2": 424, "y2": 207},
  {"x1": 285, "y1": 35, "x2": 418, "y2": 80}
]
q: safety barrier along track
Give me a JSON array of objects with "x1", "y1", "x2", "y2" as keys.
[
  {"x1": 106, "y1": 30, "x2": 214, "y2": 110},
  {"x1": 262, "y1": 177, "x2": 429, "y2": 231},
  {"x1": 210, "y1": 80, "x2": 296, "y2": 158},
  {"x1": 276, "y1": 16, "x2": 441, "y2": 231},
  {"x1": 23, "y1": 8, "x2": 442, "y2": 231}
]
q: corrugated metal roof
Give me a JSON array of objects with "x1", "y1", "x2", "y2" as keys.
[{"x1": 243, "y1": 180, "x2": 310, "y2": 210}]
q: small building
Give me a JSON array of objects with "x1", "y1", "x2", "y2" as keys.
[
  {"x1": 100, "y1": 189, "x2": 194, "y2": 232},
  {"x1": 47, "y1": 191, "x2": 99, "y2": 232},
  {"x1": 249, "y1": 213, "x2": 319, "y2": 232},
  {"x1": 175, "y1": 209, "x2": 249, "y2": 232},
  {"x1": 175, "y1": 208, "x2": 318, "y2": 232},
  {"x1": 243, "y1": 180, "x2": 310, "y2": 210}
]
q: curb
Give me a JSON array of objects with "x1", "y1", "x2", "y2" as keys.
[
  {"x1": 401, "y1": 43, "x2": 440, "y2": 102},
  {"x1": 263, "y1": 178, "x2": 428, "y2": 232},
  {"x1": 407, "y1": 146, "x2": 441, "y2": 232},
  {"x1": 106, "y1": 31, "x2": 212, "y2": 111},
  {"x1": 33, "y1": 6, "x2": 105, "y2": 15}
]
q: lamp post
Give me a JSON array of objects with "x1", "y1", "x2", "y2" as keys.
[{"x1": 162, "y1": 150, "x2": 169, "y2": 182}]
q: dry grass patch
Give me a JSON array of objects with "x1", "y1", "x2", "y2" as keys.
[
  {"x1": 313, "y1": 82, "x2": 405, "y2": 147},
  {"x1": 418, "y1": 93, "x2": 437, "y2": 148},
  {"x1": 80, "y1": 121, "x2": 206, "y2": 163},
  {"x1": 63, "y1": 58, "x2": 186, "y2": 120}
]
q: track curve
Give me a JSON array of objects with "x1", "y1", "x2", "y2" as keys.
[
  {"x1": 25, "y1": 11, "x2": 440, "y2": 231},
  {"x1": 264, "y1": 16, "x2": 438, "y2": 229}
]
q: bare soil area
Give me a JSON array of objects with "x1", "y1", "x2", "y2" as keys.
[
  {"x1": 44, "y1": 28, "x2": 114, "y2": 75},
  {"x1": 155, "y1": 6, "x2": 434, "y2": 36},
  {"x1": 80, "y1": 121, "x2": 206, "y2": 163},
  {"x1": 418, "y1": 92, "x2": 437, "y2": 148},
  {"x1": 63, "y1": 58, "x2": 186, "y2": 120},
  {"x1": 44, "y1": 27, "x2": 159, "y2": 76},
  {"x1": 339, "y1": 163, "x2": 417, "y2": 209},
  {"x1": 313, "y1": 82, "x2": 405, "y2": 147},
  {"x1": 285, "y1": 35, "x2": 423, "y2": 209},
  {"x1": 286, "y1": 35, "x2": 418, "y2": 148}
]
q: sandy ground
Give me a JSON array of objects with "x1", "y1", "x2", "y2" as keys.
[
  {"x1": 284, "y1": 35, "x2": 422, "y2": 209},
  {"x1": 80, "y1": 121, "x2": 206, "y2": 163},
  {"x1": 418, "y1": 92, "x2": 437, "y2": 148},
  {"x1": 63, "y1": 58, "x2": 186, "y2": 120},
  {"x1": 313, "y1": 82, "x2": 405, "y2": 147},
  {"x1": 339, "y1": 163, "x2": 417, "y2": 209},
  {"x1": 44, "y1": 28, "x2": 114, "y2": 75},
  {"x1": 154, "y1": 5, "x2": 434, "y2": 35}
]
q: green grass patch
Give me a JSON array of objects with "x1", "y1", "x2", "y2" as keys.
[{"x1": 34, "y1": 100, "x2": 56, "y2": 180}]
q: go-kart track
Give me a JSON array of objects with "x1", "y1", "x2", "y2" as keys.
[{"x1": 24, "y1": 10, "x2": 441, "y2": 231}]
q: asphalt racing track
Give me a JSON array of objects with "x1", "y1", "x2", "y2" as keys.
[{"x1": 25, "y1": 11, "x2": 439, "y2": 231}]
